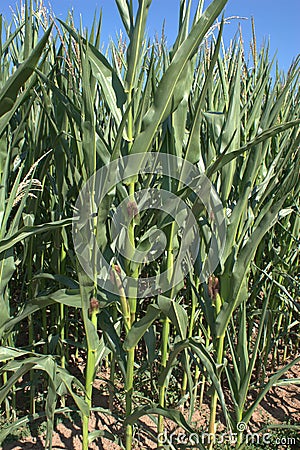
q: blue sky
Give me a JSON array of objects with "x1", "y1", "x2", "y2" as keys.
[{"x1": 1, "y1": 0, "x2": 299, "y2": 72}]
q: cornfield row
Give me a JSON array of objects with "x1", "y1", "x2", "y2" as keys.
[{"x1": 0, "y1": 1, "x2": 299, "y2": 449}]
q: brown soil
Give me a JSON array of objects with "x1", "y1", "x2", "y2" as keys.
[{"x1": 2, "y1": 362, "x2": 300, "y2": 450}]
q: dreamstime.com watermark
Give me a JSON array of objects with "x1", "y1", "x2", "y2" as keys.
[
  {"x1": 72, "y1": 153, "x2": 226, "y2": 297},
  {"x1": 157, "y1": 422, "x2": 298, "y2": 447}
]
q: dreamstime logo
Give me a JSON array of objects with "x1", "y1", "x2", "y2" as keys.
[
  {"x1": 72, "y1": 153, "x2": 226, "y2": 297},
  {"x1": 157, "y1": 425, "x2": 298, "y2": 447}
]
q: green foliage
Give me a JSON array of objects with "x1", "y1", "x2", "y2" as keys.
[{"x1": 0, "y1": 1, "x2": 299, "y2": 449}]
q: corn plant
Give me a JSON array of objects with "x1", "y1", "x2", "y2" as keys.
[{"x1": 0, "y1": 1, "x2": 299, "y2": 449}]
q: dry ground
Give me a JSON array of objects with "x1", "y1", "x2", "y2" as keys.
[{"x1": 2, "y1": 362, "x2": 300, "y2": 450}]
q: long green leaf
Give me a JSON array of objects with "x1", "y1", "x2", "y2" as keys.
[
  {"x1": 129, "y1": 0, "x2": 228, "y2": 155},
  {"x1": 0, "y1": 25, "x2": 52, "y2": 117}
]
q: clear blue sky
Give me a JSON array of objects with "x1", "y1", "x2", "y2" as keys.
[{"x1": 1, "y1": 0, "x2": 299, "y2": 72}]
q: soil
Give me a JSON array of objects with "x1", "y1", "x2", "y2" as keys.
[{"x1": 2, "y1": 362, "x2": 300, "y2": 450}]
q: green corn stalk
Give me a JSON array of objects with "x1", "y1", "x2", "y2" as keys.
[{"x1": 0, "y1": 3, "x2": 299, "y2": 450}]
